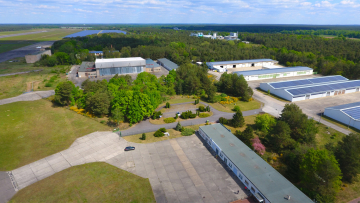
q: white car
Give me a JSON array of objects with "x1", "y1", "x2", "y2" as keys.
[{"x1": 36, "y1": 46, "x2": 41, "y2": 49}]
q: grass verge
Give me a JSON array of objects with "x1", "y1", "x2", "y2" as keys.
[
  {"x1": 9, "y1": 162, "x2": 156, "y2": 203},
  {"x1": 321, "y1": 115, "x2": 360, "y2": 134},
  {"x1": 210, "y1": 99, "x2": 261, "y2": 113},
  {"x1": 0, "y1": 99, "x2": 111, "y2": 171}
]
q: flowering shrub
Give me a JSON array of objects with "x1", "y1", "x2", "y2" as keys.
[
  {"x1": 69, "y1": 106, "x2": 95, "y2": 118},
  {"x1": 219, "y1": 96, "x2": 239, "y2": 105},
  {"x1": 252, "y1": 137, "x2": 266, "y2": 155}
]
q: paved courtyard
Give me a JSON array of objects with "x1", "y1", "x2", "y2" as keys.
[
  {"x1": 4, "y1": 131, "x2": 248, "y2": 203},
  {"x1": 107, "y1": 134, "x2": 249, "y2": 203}
]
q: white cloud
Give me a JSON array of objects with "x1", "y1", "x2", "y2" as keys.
[
  {"x1": 314, "y1": 1, "x2": 335, "y2": 7},
  {"x1": 300, "y1": 2, "x2": 312, "y2": 6},
  {"x1": 74, "y1": 8, "x2": 93, "y2": 13},
  {"x1": 35, "y1": 5, "x2": 59, "y2": 9}
]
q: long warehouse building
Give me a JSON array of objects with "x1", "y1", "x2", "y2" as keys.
[
  {"x1": 324, "y1": 102, "x2": 360, "y2": 130},
  {"x1": 199, "y1": 124, "x2": 313, "y2": 203},
  {"x1": 95, "y1": 57, "x2": 145, "y2": 76},
  {"x1": 235, "y1": 66, "x2": 313, "y2": 81},
  {"x1": 207, "y1": 59, "x2": 278, "y2": 72},
  {"x1": 259, "y1": 75, "x2": 360, "y2": 101}
]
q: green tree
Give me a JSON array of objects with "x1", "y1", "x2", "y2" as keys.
[
  {"x1": 141, "y1": 133, "x2": 146, "y2": 140},
  {"x1": 232, "y1": 110, "x2": 245, "y2": 128},
  {"x1": 175, "y1": 122, "x2": 182, "y2": 131},
  {"x1": 335, "y1": 133, "x2": 360, "y2": 183},
  {"x1": 111, "y1": 107, "x2": 124, "y2": 125},
  {"x1": 86, "y1": 91, "x2": 111, "y2": 117},
  {"x1": 267, "y1": 121, "x2": 297, "y2": 153},
  {"x1": 54, "y1": 81, "x2": 76, "y2": 106},
  {"x1": 235, "y1": 126, "x2": 254, "y2": 149},
  {"x1": 300, "y1": 148, "x2": 342, "y2": 202},
  {"x1": 254, "y1": 114, "x2": 276, "y2": 133}
]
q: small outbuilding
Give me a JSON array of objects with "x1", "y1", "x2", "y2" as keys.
[
  {"x1": 25, "y1": 50, "x2": 51, "y2": 63},
  {"x1": 324, "y1": 102, "x2": 360, "y2": 130},
  {"x1": 78, "y1": 62, "x2": 96, "y2": 78},
  {"x1": 145, "y1": 58, "x2": 161, "y2": 72},
  {"x1": 207, "y1": 59, "x2": 278, "y2": 72}
]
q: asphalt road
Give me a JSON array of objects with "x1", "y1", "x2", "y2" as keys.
[
  {"x1": 0, "y1": 31, "x2": 48, "y2": 39},
  {"x1": 0, "y1": 69, "x2": 42, "y2": 77},
  {"x1": 0, "y1": 41, "x2": 55, "y2": 63}
]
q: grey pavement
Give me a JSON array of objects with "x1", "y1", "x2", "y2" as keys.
[
  {"x1": 107, "y1": 134, "x2": 249, "y2": 203},
  {"x1": 0, "y1": 41, "x2": 54, "y2": 63},
  {"x1": 0, "y1": 172, "x2": 16, "y2": 203},
  {"x1": 0, "y1": 31, "x2": 48, "y2": 39},
  {"x1": 10, "y1": 132, "x2": 128, "y2": 191},
  {"x1": 0, "y1": 90, "x2": 54, "y2": 106},
  {"x1": 0, "y1": 69, "x2": 42, "y2": 77}
]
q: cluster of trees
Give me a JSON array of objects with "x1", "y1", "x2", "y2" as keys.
[
  {"x1": 281, "y1": 29, "x2": 360, "y2": 39},
  {"x1": 219, "y1": 110, "x2": 245, "y2": 128},
  {"x1": 253, "y1": 103, "x2": 360, "y2": 202},
  {"x1": 216, "y1": 73, "x2": 253, "y2": 101}
]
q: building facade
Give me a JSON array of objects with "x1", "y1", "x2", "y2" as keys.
[
  {"x1": 198, "y1": 124, "x2": 313, "y2": 203},
  {"x1": 95, "y1": 57, "x2": 145, "y2": 76},
  {"x1": 145, "y1": 58, "x2": 161, "y2": 72},
  {"x1": 157, "y1": 58, "x2": 179, "y2": 71},
  {"x1": 207, "y1": 59, "x2": 278, "y2": 72},
  {"x1": 324, "y1": 102, "x2": 360, "y2": 130},
  {"x1": 25, "y1": 50, "x2": 51, "y2": 63},
  {"x1": 78, "y1": 62, "x2": 97, "y2": 78},
  {"x1": 235, "y1": 66, "x2": 313, "y2": 81}
]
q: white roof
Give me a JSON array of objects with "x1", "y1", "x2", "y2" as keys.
[{"x1": 95, "y1": 57, "x2": 145, "y2": 69}]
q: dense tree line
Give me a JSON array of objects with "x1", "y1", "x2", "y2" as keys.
[
  {"x1": 216, "y1": 73, "x2": 253, "y2": 101},
  {"x1": 281, "y1": 29, "x2": 360, "y2": 39}
]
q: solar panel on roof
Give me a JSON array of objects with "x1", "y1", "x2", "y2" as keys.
[
  {"x1": 270, "y1": 76, "x2": 348, "y2": 89},
  {"x1": 287, "y1": 80, "x2": 360, "y2": 96},
  {"x1": 342, "y1": 107, "x2": 360, "y2": 120}
]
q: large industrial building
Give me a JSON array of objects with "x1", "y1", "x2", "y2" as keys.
[
  {"x1": 324, "y1": 102, "x2": 360, "y2": 130},
  {"x1": 235, "y1": 66, "x2": 313, "y2": 81},
  {"x1": 157, "y1": 58, "x2": 179, "y2": 71},
  {"x1": 259, "y1": 75, "x2": 360, "y2": 102},
  {"x1": 95, "y1": 57, "x2": 145, "y2": 76},
  {"x1": 207, "y1": 59, "x2": 278, "y2": 72},
  {"x1": 199, "y1": 124, "x2": 313, "y2": 203}
]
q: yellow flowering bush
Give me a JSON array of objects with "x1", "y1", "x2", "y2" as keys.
[
  {"x1": 219, "y1": 96, "x2": 239, "y2": 105},
  {"x1": 69, "y1": 106, "x2": 95, "y2": 118}
]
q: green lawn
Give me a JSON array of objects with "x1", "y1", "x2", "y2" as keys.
[
  {"x1": 0, "y1": 29, "x2": 46, "y2": 36},
  {"x1": 315, "y1": 122, "x2": 346, "y2": 148},
  {"x1": 9, "y1": 162, "x2": 156, "y2": 203},
  {"x1": 0, "y1": 100, "x2": 111, "y2": 171},
  {"x1": 321, "y1": 115, "x2": 360, "y2": 134},
  {"x1": 0, "y1": 57, "x2": 43, "y2": 75},
  {"x1": 211, "y1": 99, "x2": 262, "y2": 113},
  {"x1": 0, "y1": 42, "x2": 35, "y2": 53}
]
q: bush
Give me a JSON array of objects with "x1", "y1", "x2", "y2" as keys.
[
  {"x1": 199, "y1": 113, "x2": 210, "y2": 118},
  {"x1": 206, "y1": 105, "x2": 211, "y2": 112},
  {"x1": 154, "y1": 128, "x2": 166, "y2": 137},
  {"x1": 219, "y1": 117, "x2": 228, "y2": 124},
  {"x1": 233, "y1": 106, "x2": 241, "y2": 112},
  {"x1": 181, "y1": 110, "x2": 196, "y2": 119},
  {"x1": 141, "y1": 133, "x2": 146, "y2": 140},
  {"x1": 181, "y1": 128, "x2": 195, "y2": 136},
  {"x1": 175, "y1": 122, "x2": 182, "y2": 131},
  {"x1": 165, "y1": 102, "x2": 170, "y2": 108},
  {"x1": 100, "y1": 120, "x2": 106, "y2": 124},
  {"x1": 175, "y1": 113, "x2": 178, "y2": 119},
  {"x1": 220, "y1": 93, "x2": 227, "y2": 97},
  {"x1": 45, "y1": 82, "x2": 52, "y2": 87},
  {"x1": 152, "y1": 111, "x2": 162, "y2": 119},
  {"x1": 164, "y1": 117, "x2": 176, "y2": 123},
  {"x1": 199, "y1": 106, "x2": 206, "y2": 112}
]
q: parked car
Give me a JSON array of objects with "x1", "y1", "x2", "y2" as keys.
[
  {"x1": 177, "y1": 112, "x2": 181, "y2": 116},
  {"x1": 124, "y1": 146, "x2": 135, "y2": 151}
]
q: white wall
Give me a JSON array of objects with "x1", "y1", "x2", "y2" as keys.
[
  {"x1": 324, "y1": 108, "x2": 360, "y2": 130},
  {"x1": 244, "y1": 69, "x2": 313, "y2": 81}
]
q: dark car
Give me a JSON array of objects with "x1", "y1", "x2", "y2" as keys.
[{"x1": 124, "y1": 146, "x2": 135, "y2": 151}]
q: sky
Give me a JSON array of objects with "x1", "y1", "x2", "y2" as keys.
[{"x1": 0, "y1": 0, "x2": 360, "y2": 24}]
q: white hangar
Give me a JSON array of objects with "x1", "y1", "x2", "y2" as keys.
[
  {"x1": 324, "y1": 102, "x2": 360, "y2": 130},
  {"x1": 235, "y1": 66, "x2": 313, "y2": 81},
  {"x1": 259, "y1": 75, "x2": 360, "y2": 102},
  {"x1": 207, "y1": 59, "x2": 278, "y2": 72}
]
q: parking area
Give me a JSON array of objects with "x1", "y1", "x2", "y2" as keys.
[{"x1": 106, "y1": 134, "x2": 249, "y2": 203}]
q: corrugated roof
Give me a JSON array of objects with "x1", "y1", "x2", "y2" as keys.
[
  {"x1": 286, "y1": 80, "x2": 360, "y2": 96},
  {"x1": 95, "y1": 57, "x2": 145, "y2": 69},
  {"x1": 146, "y1": 58, "x2": 160, "y2": 68},
  {"x1": 235, "y1": 66, "x2": 312, "y2": 76},
  {"x1": 268, "y1": 75, "x2": 348, "y2": 89},
  {"x1": 79, "y1": 62, "x2": 95, "y2": 72},
  {"x1": 199, "y1": 124, "x2": 313, "y2": 203},
  {"x1": 207, "y1": 59, "x2": 278, "y2": 66},
  {"x1": 157, "y1": 58, "x2": 179, "y2": 71},
  {"x1": 326, "y1": 102, "x2": 360, "y2": 111}
]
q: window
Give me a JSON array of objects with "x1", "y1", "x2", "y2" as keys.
[
  {"x1": 238, "y1": 173, "x2": 243, "y2": 180},
  {"x1": 220, "y1": 153, "x2": 223, "y2": 158},
  {"x1": 245, "y1": 180, "x2": 249, "y2": 186},
  {"x1": 233, "y1": 65, "x2": 236, "y2": 68},
  {"x1": 251, "y1": 187, "x2": 256, "y2": 193},
  {"x1": 228, "y1": 162, "x2": 232, "y2": 168}
]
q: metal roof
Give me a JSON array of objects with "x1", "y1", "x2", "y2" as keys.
[
  {"x1": 199, "y1": 124, "x2": 312, "y2": 203},
  {"x1": 145, "y1": 58, "x2": 160, "y2": 68},
  {"x1": 286, "y1": 80, "x2": 360, "y2": 96},
  {"x1": 235, "y1": 66, "x2": 312, "y2": 76},
  {"x1": 79, "y1": 62, "x2": 95, "y2": 72},
  {"x1": 89, "y1": 51, "x2": 103, "y2": 54},
  {"x1": 268, "y1": 75, "x2": 348, "y2": 89},
  {"x1": 95, "y1": 57, "x2": 145, "y2": 69},
  {"x1": 326, "y1": 102, "x2": 360, "y2": 110},
  {"x1": 326, "y1": 102, "x2": 360, "y2": 121},
  {"x1": 157, "y1": 58, "x2": 179, "y2": 71},
  {"x1": 207, "y1": 59, "x2": 278, "y2": 66}
]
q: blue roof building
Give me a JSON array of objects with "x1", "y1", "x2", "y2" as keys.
[{"x1": 325, "y1": 102, "x2": 360, "y2": 130}]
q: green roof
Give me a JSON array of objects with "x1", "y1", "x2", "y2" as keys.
[
  {"x1": 199, "y1": 124, "x2": 312, "y2": 203},
  {"x1": 79, "y1": 62, "x2": 95, "y2": 72}
]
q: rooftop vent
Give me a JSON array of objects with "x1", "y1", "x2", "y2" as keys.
[
  {"x1": 240, "y1": 152, "x2": 246, "y2": 157},
  {"x1": 229, "y1": 143, "x2": 234, "y2": 147},
  {"x1": 220, "y1": 134, "x2": 225, "y2": 138},
  {"x1": 286, "y1": 195, "x2": 291, "y2": 200}
]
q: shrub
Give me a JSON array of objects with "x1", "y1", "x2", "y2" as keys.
[
  {"x1": 220, "y1": 93, "x2": 227, "y2": 97},
  {"x1": 252, "y1": 137, "x2": 266, "y2": 155},
  {"x1": 233, "y1": 106, "x2": 240, "y2": 112},
  {"x1": 165, "y1": 102, "x2": 170, "y2": 108},
  {"x1": 199, "y1": 106, "x2": 206, "y2": 112},
  {"x1": 219, "y1": 117, "x2": 228, "y2": 124},
  {"x1": 152, "y1": 111, "x2": 162, "y2": 119},
  {"x1": 100, "y1": 120, "x2": 106, "y2": 124},
  {"x1": 154, "y1": 128, "x2": 167, "y2": 137},
  {"x1": 199, "y1": 113, "x2": 210, "y2": 118},
  {"x1": 164, "y1": 117, "x2": 176, "y2": 123},
  {"x1": 141, "y1": 133, "x2": 146, "y2": 140},
  {"x1": 181, "y1": 110, "x2": 196, "y2": 119},
  {"x1": 175, "y1": 122, "x2": 182, "y2": 131},
  {"x1": 45, "y1": 82, "x2": 52, "y2": 87},
  {"x1": 181, "y1": 128, "x2": 195, "y2": 136},
  {"x1": 206, "y1": 105, "x2": 210, "y2": 112},
  {"x1": 175, "y1": 113, "x2": 178, "y2": 119}
]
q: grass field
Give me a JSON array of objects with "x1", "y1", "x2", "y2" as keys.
[
  {"x1": 0, "y1": 63, "x2": 69, "y2": 100},
  {"x1": 0, "y1": 29, "x2": 47, "y2": 36},
  {"x1": 0, "y1": 99, "x2": 111, "y2": 171},
  {"x1": 210, "y1": 99, "x2": 262, "y2": 113},
  {"x1": 0, "y1": 29, "x2": 79, "y2": 53},
  {"x1": 320, "y1": 35, "x2": 360, "y2": 41},
  {"x1": 9, "y1": 162, "x2": 156, "y2": 203},
  {"x1": 0, "y1": 57, "x2": 45, "y2": 75}
]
